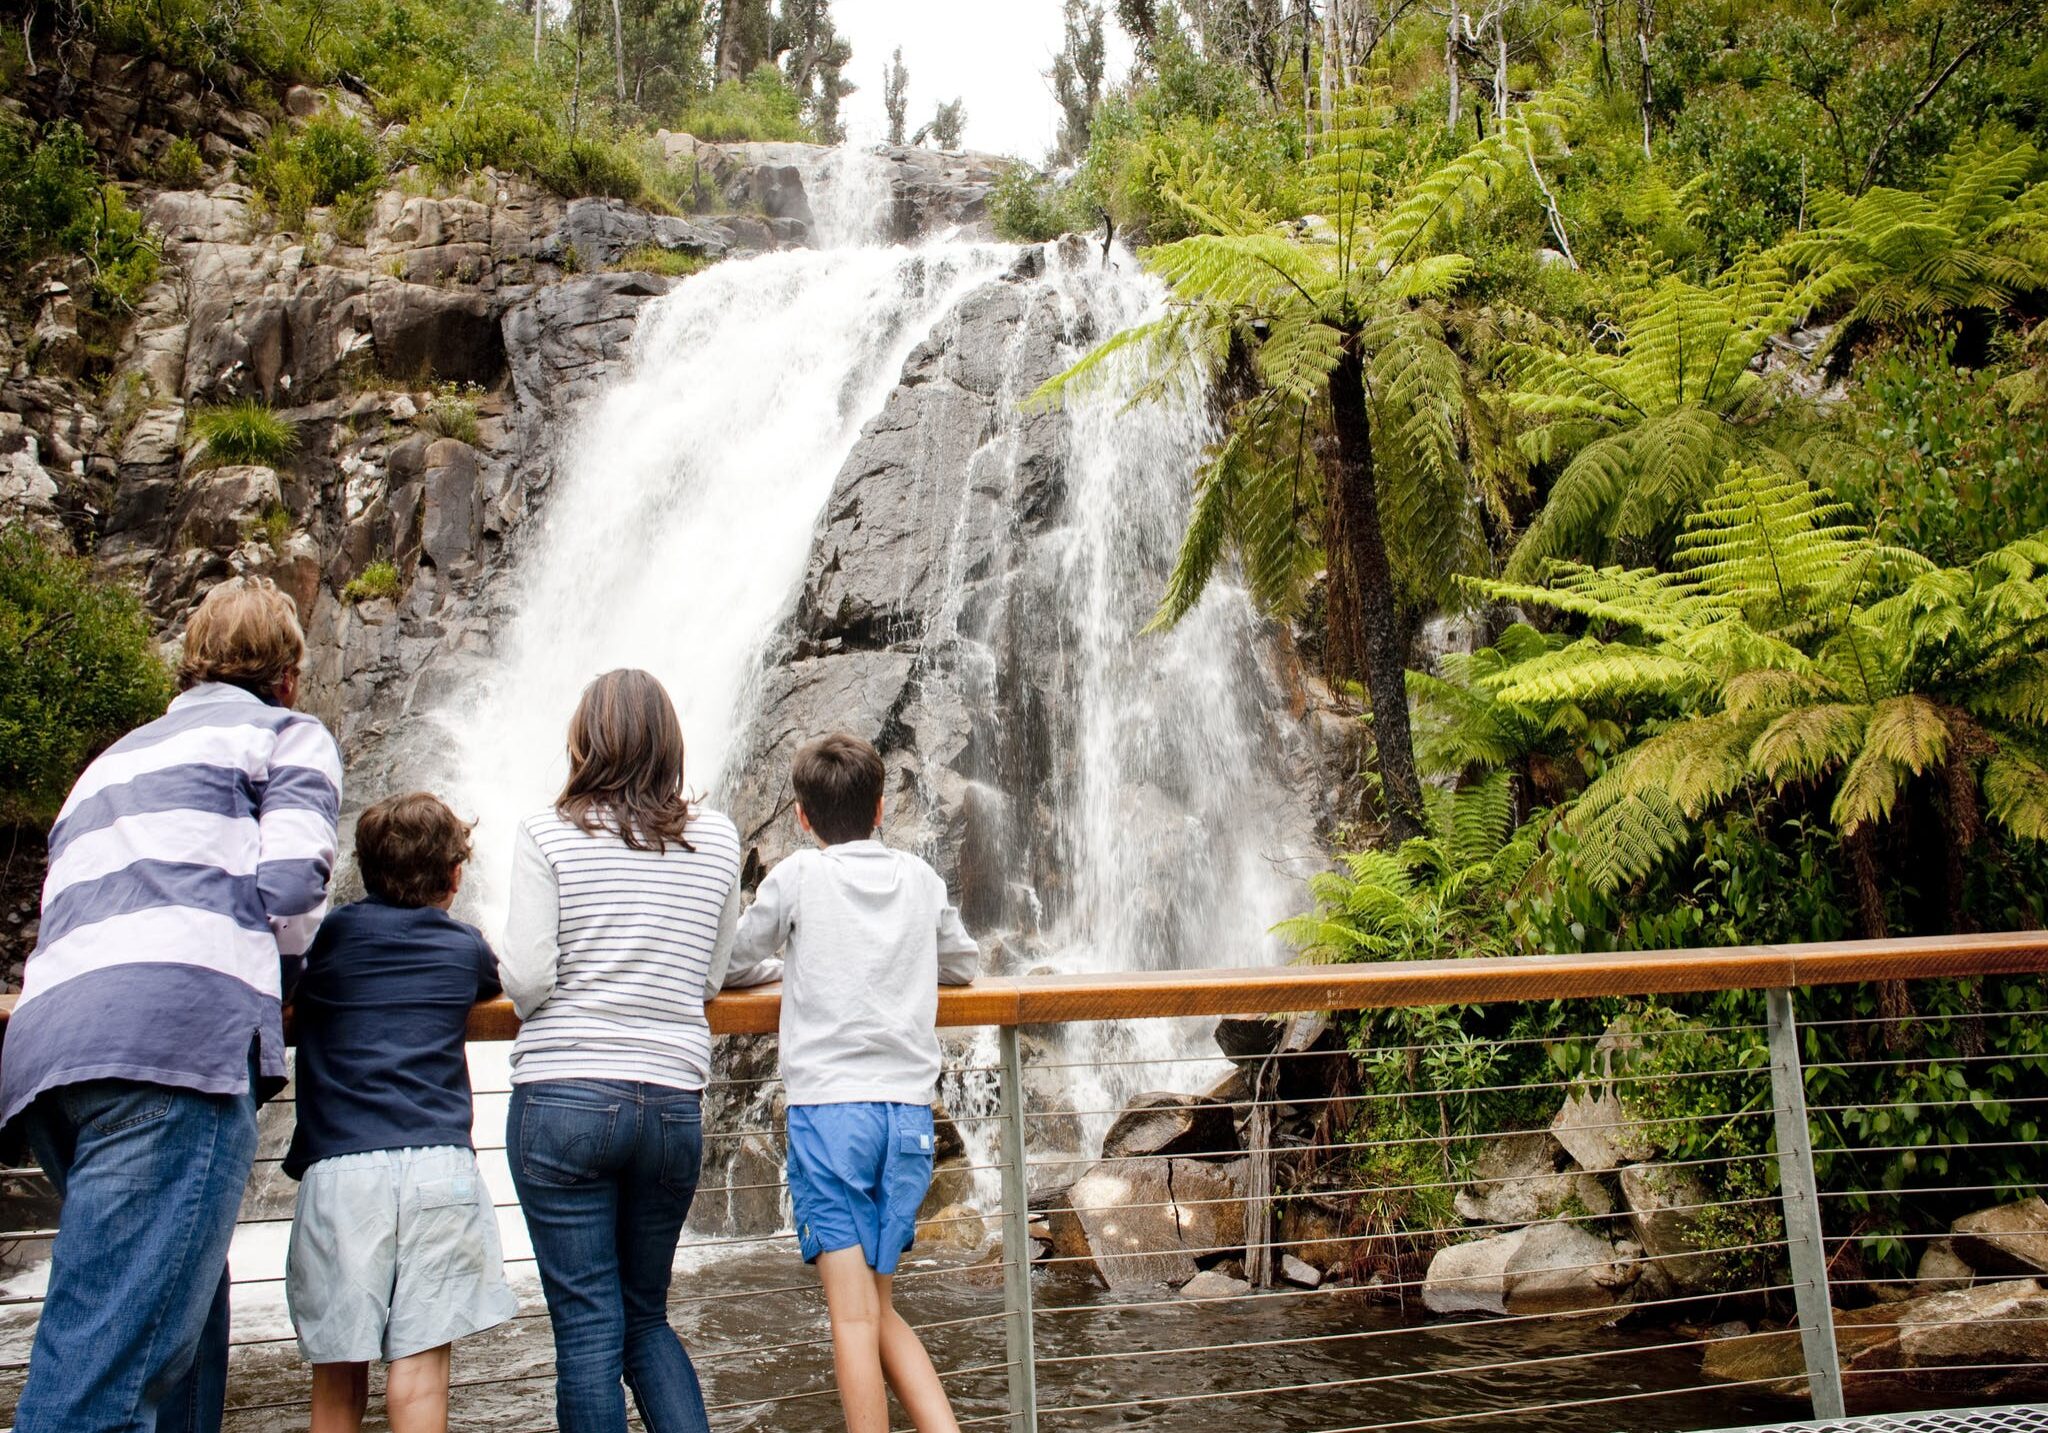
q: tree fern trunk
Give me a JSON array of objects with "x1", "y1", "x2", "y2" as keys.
[{"x1": 1330, "y1": 335, "x2": 1426, "y2": 843}]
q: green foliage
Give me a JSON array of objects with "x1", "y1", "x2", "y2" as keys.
[
  {"x1": 189, "y1": 399, "x2": 300, "y2": 467},
  {"x1": 244, "y1": 504, "x2": 294, "y2": 550},
  {"x1": 1781, "y1": 137, "x2": 2048, "y2": 356},
  {"x1": 0, "y1": 119, "x2": 160, "y2": 314},
  {"x1": 673, "y1": 67, "x2": 812, "y2": 143},
  {"x1": 1504, "y1": 257, "x2": 1822, "y2": 576},
  {"x1": 1818, "y1": 332, "x2": 2048, "y2": 567},
  {"x1": 414, "y1": 385, "x2": 481, "y2": 443},
  {"x1": 242, "y1": 114, "x2": 382, "y2": 231},
  {"x1": 0, "y1": 527, "x2": 172, "y2": 827},
  {"x1": 343, "y1": 559, "x2": 402, "y2": 603},
  {"x1": 397, "y1": 98, "x2": 654, "y2": 201},
  {"x1": 1469, "y1": 463, "x2": 2048, "y2": 895},
  {"x1": 157, "y1": 137, "x2": 205, "y2": 189},
  {"x1": 608, "y1": 243, "x2": 711, "y2": 277},
  {"x1": 989, "y1": 164, "x2": 1093, "y2": 243}
]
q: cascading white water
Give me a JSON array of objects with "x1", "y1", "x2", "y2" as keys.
[{"x1": 446, "y1": 240, "x2": 1012, "y2": 900}]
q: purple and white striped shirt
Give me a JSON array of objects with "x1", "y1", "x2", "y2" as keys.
[{"x1": 0, "y1": 682, "x2": 342, "y2": 1129}]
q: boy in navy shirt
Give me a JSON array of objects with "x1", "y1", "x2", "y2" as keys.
[{"x1": 284, "y1": 792, "x2": 515, "y2": 1433}]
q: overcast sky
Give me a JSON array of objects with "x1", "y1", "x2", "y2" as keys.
[{"x1": 830, "y1": 1, "x2": 1136, "y2": 161}]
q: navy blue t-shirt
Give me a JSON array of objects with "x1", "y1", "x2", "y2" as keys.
[{"x1": 283, "y1": 896, "x2": 501, "y2": 1180}]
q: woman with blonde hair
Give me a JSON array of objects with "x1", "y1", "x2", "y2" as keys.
[{"x1": 500, "y1": 668, "x2": 749, "y2": 1433}]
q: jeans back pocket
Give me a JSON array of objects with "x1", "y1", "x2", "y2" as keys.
[
  {"x1": 517, "y1": 1095, "x2": 622, "y2": 1187},
  {"x1": 657, "y1": 1108, "x2": 703, "y2": 1201}
]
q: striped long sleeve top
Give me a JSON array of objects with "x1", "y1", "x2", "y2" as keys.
[
  {"x1": 0, "y1": 683, "x2": 342, "y2": 1129},
  {"x1": 499, "y1": 807, "x2": 743, "y2": 1091}
]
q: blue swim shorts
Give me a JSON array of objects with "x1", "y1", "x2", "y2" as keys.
[{"x1": 785, "y1": 1102, "x2": 936, "y2": 1274}]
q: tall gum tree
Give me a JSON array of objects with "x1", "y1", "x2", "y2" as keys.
[{"x1": 1037, "y1": 92, "x2": 1571, "y2": 840}]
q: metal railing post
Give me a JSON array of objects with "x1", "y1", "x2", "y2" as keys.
[
  {"x1": 1765, "y1": 985, "x2": 1846, "y2": 1421},
  {"x1": 996, "y1": 1024, "x2": 1039, "y2": 1433}
]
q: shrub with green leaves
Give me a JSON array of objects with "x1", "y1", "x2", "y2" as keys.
[
  {"x1": 190, "y1": 400, "x2": 300, "y2": 467},
  {"x1": 157, "y1": 136, "x2": 205, "y2": 188},
  {"x1": 242, "y1": 114, "x2": 382, "y2": 231},
  {"x1": 0, "y1": 527, "x2": 172, "y2": 827},
  {"x1": 414, "y1": 387, "x2": 481, "y2": 443},
  {"x1": 674, "y1": 67, "x2": 812, "y2": 143},
  {"x1": 989, "y1": 164, "x2": 1091, "y2": 243},
  {"x1": 0, "y1": 118, "x2": 160, "y2": 314}
]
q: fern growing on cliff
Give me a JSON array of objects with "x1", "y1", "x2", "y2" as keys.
[
  {"x1": 1469, "y1": 464, "x2": 2048, "y2": 931},
  {"x1": 1503, "y1": 259, "x2": 1821, "y2": 578},
  {"x1": 1039, "y1": 88, "x2": 1573, "y2": 839}
]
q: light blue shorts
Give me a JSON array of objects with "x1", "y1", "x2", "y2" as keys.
[
  {"x1": 286, "y1": 1145, "x2": 517, "y2": 1363},
  {"x1": 786, "y1": 1103, "x2": 936, "y2": 1275}
]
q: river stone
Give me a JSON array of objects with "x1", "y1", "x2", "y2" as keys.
[
  {"x1": 1551, "y1": 1087, "x2": 1655, "y2": 1172},
  {"x1": 1180, "y1": 1269, "x2": 1251, "y2": 1301},
  {"x1": 1618, "y1": 1163, "x2": 1720, "y2": 1293},
  {"x1": 1502, "y1": 1223, "x2": 1640, "y2": 1315},
  {"x1": 1704, "y1": 1278, "x2": 2048, "y2": 1400},
  {"x1": 1916, "y1": 1237, "x2": 1975, "y2": 1293},
  {"x1": 1280, "y1": 1254, "x2": 1323, "y2": 1288},
  {"x1": 1100, "y1": 1091, "x2": 1239, "y2": 1161},
  {"x1": 1453, "y1": 1131, "x2": 1613, "y2": 1227},
  {"x1": 1040, "y1": 1157, "x2": 1247, "y2": 1290},
  {"x1": 1423, "y1": 1230, "x2": 1522, "y2": 1315},
  {"x1": 1952, "y1": 1197, "x2": 2048, "y2": 1276},
  {"x1": 917, "y1": 1203, "x2": 988, "y2": 1252}
]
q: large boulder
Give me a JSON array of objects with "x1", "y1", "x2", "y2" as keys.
[
  {"x1": 1038, "y1": 1157, "x2": 1247, "y2": 1290},
  {"x1": 1423, "y1": 1224, "x2": 1639, "y2": 1317},
  {"x1": 547, "y1": 197, "x2": 732, "y2": 270},
  {"x1": 1916, "y1": 1238, "x2": 1975, "y2": 1294},
  {"x1": 1551, "y1": 1087, "x2": 1655, "y2": 1172},
  {"x1": 1618, "y1": 1163, "x2": 1722, "y2": 1293},
  {"x1": 1100, "y1": 1091, "x2": 1239, "y2": 1161},
  {"x1": 1952, "y1": 1198, "x2": 2048, "y2": 1277},
  {"x1": 1454, "y1": 1132, "x2": 1613, "y2": 1227},
  {"x1": 1704, "y1": 1279, "x2": 2048, "y2": 1401}
]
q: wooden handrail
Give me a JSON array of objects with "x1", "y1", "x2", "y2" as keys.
[{"x1": 3, "y1": 930, "x2": 2042, "y2": 1040}]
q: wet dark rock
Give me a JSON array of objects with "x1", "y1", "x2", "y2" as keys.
[
  {"x1": 1100, "y1": 1091, "x2": 1240, "y2": 1161},
  {"x1": 546, "y1": 197, "x2": 734, "y2": 270},
  {"x1": 367, "y1": 280, "x2": 503, "y2": 387}
]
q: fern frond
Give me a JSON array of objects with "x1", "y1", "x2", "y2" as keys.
[
  {"x1": 1982, "y1": 743, "x2": 2048, "y2": 841},
  {"x1": 1750, "y1": 703, "x2": 1869, "y2": 784},
  {"x1": 1831, "y1": 744, "x2": 1909, "y2": 833},
  {"x1": 1862, "y1": 694, "x2": 1951, "y2": 774}
]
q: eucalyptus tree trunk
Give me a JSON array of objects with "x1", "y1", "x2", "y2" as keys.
[
  {"x1": 1445, "y1": 0, "x2": 1461, "y2": 131},
  {"x1": 533, "y1": 0, "x2": 542, "y2": 64},
  {"x1": 610, "y1": 0, "x2": 626, "y2": 101},
  {"x1": 1635, "y1": 0, "x2": 1653, "y2": 157},
  {"x1": 1329, "y1": 333, "x2": 1426, "y2": 843}
]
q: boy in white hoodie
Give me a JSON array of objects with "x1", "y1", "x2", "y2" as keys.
[{"x1": 722, "y1": 732, "x2": 979, "y2": 1433}]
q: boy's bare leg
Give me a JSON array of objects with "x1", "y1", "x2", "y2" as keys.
[
  {"x1": 818, "y1": 1247, "x2": 890, "y2": 1433},
  {"x1": 309, "y1": 1362, "x2": 369, "y2": 1433},
  {"x1": 872, "y1": 1273, "x2": 960, "y2": 1433},
  {"x1": 385, "y1": 1343, "x2": 452, "y2": 1433}
]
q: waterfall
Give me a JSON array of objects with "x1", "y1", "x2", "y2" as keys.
[{"x1": 436, "y1": 156, "x2": 1320, "y2": 1186}]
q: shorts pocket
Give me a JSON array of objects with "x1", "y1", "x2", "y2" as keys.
[
  {"x1": 894, "y1": 1107, "x2": 936, "y2": 1160},
  {"x1": 405, "y1": 1176, "x2": 488, "y2": 1282},
  {"x1": 657, "y1": 1108, "x2": 703, "y2": 1201},
  {"x1": 84, "y1": 1090, "x2": 172, "y2": 1136},
  {"x1": 517, "y1": 1097, "x2": 620, "y2": 1187}
]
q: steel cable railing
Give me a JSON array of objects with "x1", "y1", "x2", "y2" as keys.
[{"x1": 1, "y1": 934, "x2": 2045, "y2": 1432}]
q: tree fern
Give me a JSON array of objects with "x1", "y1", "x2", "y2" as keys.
[
  {"x1": 1780, "y1": 137, "x2": 2048, "y2": 354},
  {"x1": 1504, "y1": 260, "x2": 1823, "y2": 577},
  {"x1": 1464, "y1": 463, "x2": 2048, "y2": 898},
  {"x1": 1039, "y1": 85, "x2": 1567, "y2": 839}
]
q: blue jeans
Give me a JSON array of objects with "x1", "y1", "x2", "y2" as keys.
[
  {"x1": 15, "y1": 1073, "x2": 258, "y2": 1433},
  {"x1": 509, "y1": 1080, "x2": 709, "y2": 1433}
]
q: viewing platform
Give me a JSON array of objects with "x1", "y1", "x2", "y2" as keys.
[{"x1": 3, "y1": 930, "x2": 2045, "y2": 1432}]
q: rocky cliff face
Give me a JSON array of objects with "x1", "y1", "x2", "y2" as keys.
[{"x1": 0, "y1": 45, "x2": 1027, "y2": 968}]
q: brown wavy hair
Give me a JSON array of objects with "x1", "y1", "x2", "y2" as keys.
[
  {"x1": 556, "y1": 669, "x2": 694, "y2": 852},
  {"x1": 357, "y1": 792, "x2": 474, "y2": 907}
]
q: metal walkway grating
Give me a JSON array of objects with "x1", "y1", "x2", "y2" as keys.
[{"x1": 1705, "y1": 1408, "x2": 2048, "y2": 1433}]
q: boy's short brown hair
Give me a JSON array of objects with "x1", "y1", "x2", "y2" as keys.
[
  {"x1": 791, "y1": 733, "x2": 885, "y2": 845},
  {"x1": 356, "y1": 792, "x2": 473, "y2": 908},
  {"x1": 178, "y1": 577, "x2": 305, "y2": 695}
]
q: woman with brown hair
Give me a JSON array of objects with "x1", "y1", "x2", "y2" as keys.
[{"x1": 500, "y1": 668, "x2": 752, "y2": 1433}]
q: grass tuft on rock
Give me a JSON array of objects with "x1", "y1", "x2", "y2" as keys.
[
  {"x1": 609, "y1": 245, "x2": 712, "y2": 277},
  {"x1": 342, "y1": 558, "x2": 401, "y2": 604},
  {"x1": 190, "y1": 399, "x2": 299, "y2": 467}
]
